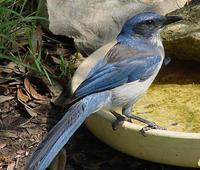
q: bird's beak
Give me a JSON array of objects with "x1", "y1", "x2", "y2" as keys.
[{"x1": 164, "y1": 15, "x2": 183, "y2": 25}]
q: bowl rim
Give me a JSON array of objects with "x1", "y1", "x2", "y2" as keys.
[{"x1": 96, "y1": 110, "x2": 200, "y2": 139}]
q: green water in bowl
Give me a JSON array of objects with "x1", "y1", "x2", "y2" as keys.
[{"x1": 132, "y1": 60, "x2": 200, "y2": 133}]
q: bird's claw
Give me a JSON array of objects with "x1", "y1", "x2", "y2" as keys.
[
  {"x1": 140, "y1": 122, "x2": 166, "y2": 136},
  {"x1": 111, "y1": 111, "x2": 131, "y2": 130},
  {"x1": 111, "y1": 111, "x2": 166, "y2": 134},
  {"x1": 112, "y1": 118, "x2": 123, "y2": 130}
]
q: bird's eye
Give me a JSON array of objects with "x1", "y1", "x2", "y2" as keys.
[{"x1": 146, "y1": 20, "x2": 154, "y2": 25}]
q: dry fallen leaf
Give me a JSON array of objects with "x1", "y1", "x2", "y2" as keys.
[
  {"x1": 0, "y1": 95, "x2": 14, "y2": 104},
  {"x1": 0, "y1": 143, "x2": 6, "y2": 150},
  {"x1": 10, "y1": 34, "x2": 27, "y2": 53},
  {"x1": 7, "y1": 161, "x2": 15, "y2": 170},
  {"x1": 17, "y1": 150, "x2": 25, "y2": 155},
  {"x1": 51, "y1": 56, "x2": 61, "y2": 64},
  {"x1": 2, "y1": 62, "x2": 17, "y2": 74},
  {"x1": 24, "y1": 78, "x2": 48, "y2": 101},
  {"x1": 8, "y1": 80, "x2": 23, "y2": 86},
  {"x1": 40, "y1": 61, "x2": 55, "y2": 75},
  {"x1": 32, "y1": 25, "x2": 43, "y2": 54},
  {"x1": 18, "y1": 99, "x2": 38, "y2": 117},
  {"x1": 0, "y1": 131, "x2": 18, "y2": 138},
  {"x1": 17, "y1": 88, "x2": 30, "y2": 103},
  {"x1": 24, "y1": 106, "x2": 38, "y2": 117},
  {"x1": 1, "y1": 62, "x2": 25, "y2": 75}
]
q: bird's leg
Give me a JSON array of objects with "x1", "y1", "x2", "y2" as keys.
[
  {"x1": 122, "y1": 103, "x2": 166, "y2": 133},
  {"x1": 111, "y1": 102, "x2": 166, "y2": 132},
  {"x1": 110, "y1": 110, "x2": 132, "y2": 130}
]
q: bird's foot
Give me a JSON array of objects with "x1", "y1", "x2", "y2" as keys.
[
  {"x1": 122, "y1": 112, "x2": 166, "y2": 131},
  {"x1": 111, "y1": 111, "x2": 166, "y2": 134},
  {"x1": 141, "y1": 122, "x2": 166, "y2": 136},
  {"x1": 110, "y1": 111, "x2": 131, "y2": 130}
]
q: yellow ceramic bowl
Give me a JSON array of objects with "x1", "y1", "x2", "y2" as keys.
[{"x1": 71, "y1": 41, "x2": 200, "y2": 168}]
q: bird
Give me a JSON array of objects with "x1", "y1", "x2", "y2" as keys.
[{"x1": 25, "y1": 12, "x2": 182, "y2": 170}]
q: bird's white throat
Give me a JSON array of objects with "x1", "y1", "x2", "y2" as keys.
[{"x1": 149, "y1": 31, "x2": 163, "y2": 48}]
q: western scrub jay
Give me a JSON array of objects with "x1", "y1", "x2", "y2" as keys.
[{"x1": 25, "y1": 12, "x2": 182, "y2": 170}]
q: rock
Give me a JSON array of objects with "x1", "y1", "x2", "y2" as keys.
[
  {"x1": 161, "y1": 2, "x2": 200, "y2": 62},
  {"x1": 40, "y1": 0, "x2": 187, "y2": 54}
]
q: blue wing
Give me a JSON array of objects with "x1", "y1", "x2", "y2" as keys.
[{"x1": 73, "y1": 44, "x2": 162, "y2": 100}]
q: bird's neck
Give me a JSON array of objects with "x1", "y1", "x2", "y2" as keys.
[
  {"x1": 148, "y1": 31, "x2": 163, "y2": 49},
  {"x1": 117, "y1": 31, "x2": 163, "y2": 51}
]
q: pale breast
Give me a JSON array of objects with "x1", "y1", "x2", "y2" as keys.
[
  {"x1": 110, "y1": 77, "x2": 154, "y2": 107},
  {"x1": 110, "y1": 57, "x2": 163, "y2": 107}
]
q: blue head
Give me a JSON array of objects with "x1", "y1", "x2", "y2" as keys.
[{"x1": 118, "y1": 12, "x2": 182, "y2": 40}]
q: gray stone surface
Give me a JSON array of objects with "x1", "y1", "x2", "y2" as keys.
[
  {"x1": 161, "y1": 2, "x2": 200, "y2": 62},
  {"x1": 41, "y1": 0, "x2": 187, "y2": 54}
]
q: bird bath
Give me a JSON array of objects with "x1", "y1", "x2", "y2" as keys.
[
  {"x1": 71, "y1": 41, "x2": 200, "y2": 168},
  {"x1": 131, "y1": 60, "x2": 200, "y2": 133}
]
